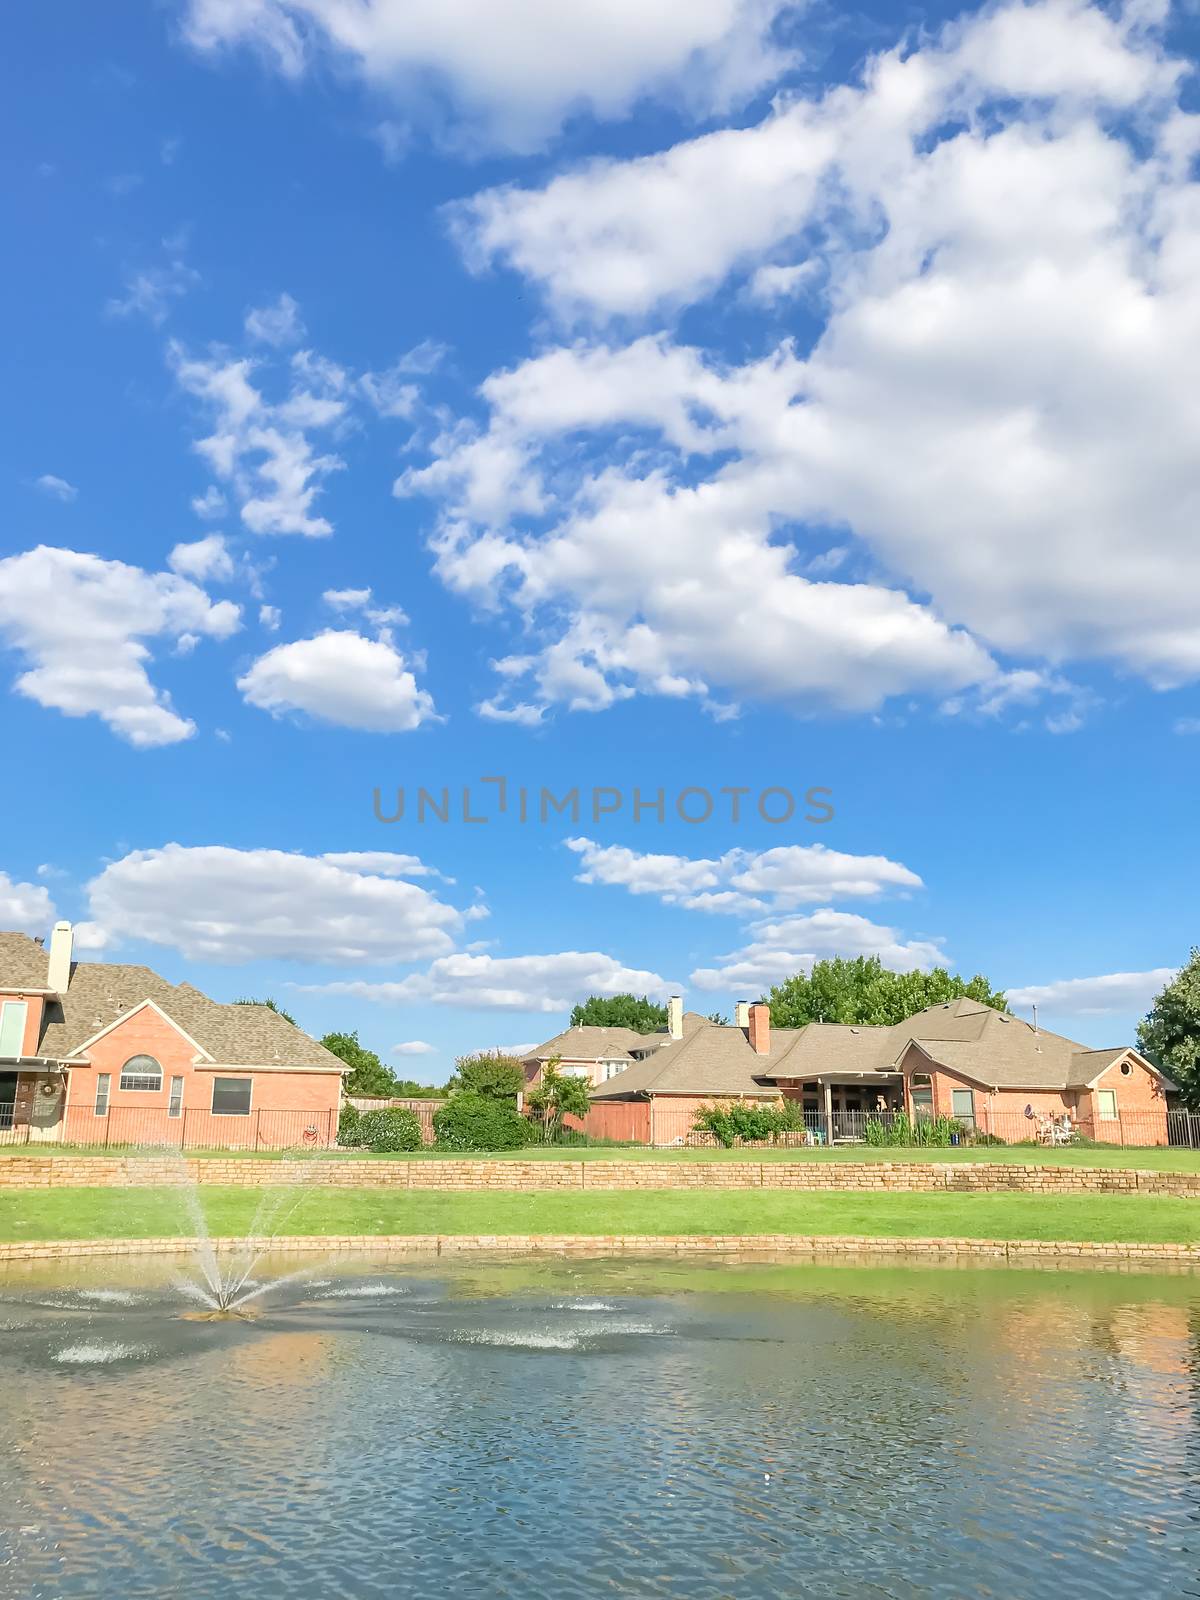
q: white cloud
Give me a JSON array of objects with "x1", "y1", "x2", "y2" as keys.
[
  {"x1": 238, "y1": 629, "x2": 437, "y2": 731},
  {"x1": 567, "y1": 837, "x2": 922, "y2": 913},
  {"x1": 168, "y1": 534, "x2": 234, "y2": 583},
  {"x1": 107, "y1": 258, "x2": 199, "y2": 325},
  {"x1": 423, "y1": 1, "x2": 1200, "y2": 702},
  {"x1": 82, "y1": 843, "x2": 464, "y2": 963},
  {"x1": 191, "y1": 486, "x2": 227, "y2": 519},
  {"x1": 1007, "y1": 969, "x2": 1175, "y2": 1018},
  {"x1": 1174, "y1": 717, "x2": 1200, "y2": 735},
  {"x1": 171, "y1": 344, "x2": 348, "y2": 538},
  {"x1": 0, "y1": 545, "x2": 240, "y2": 747},
  {"x1": 183, "y1": 0, "x2": 799, "y2": 151},
  {"x1": 298, "y1": 949, "x2": 674, "y2": 1012},
  {"x1": 35, "y1": 475, "x2": 78, "y2": 503},
  {"x1": 690, "y1": 909, "x2": 947, "y2": 991},
  {"x1": 392, "y1": 1039, "x2": 437, "y2": 1055},
  {"x1": 244, "y1": 291, "x2": 306, "y2": 347},
  {"x1": 401, "y1": 336, "x2": 996, "y2": 718},
  {"x1": 320, "y1": 851, "x2": 448, "y2": 880},
  {"x1": 0, "y1": 871, "x2": 56, "y2": 936},
  {"x1": 259, "y1": 604, "x2": 281, "y2": 630},
  {"x1": 323, "y1": 586, "x2": 409, "y2": 626}
]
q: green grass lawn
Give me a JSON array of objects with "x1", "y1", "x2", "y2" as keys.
[
  {"x1": 3, "y1": 1141, "x2": 1200, "y2": 1169},
  {"x1": 1, "y1": 1187, "x2": 1198, "y2": 1245}
]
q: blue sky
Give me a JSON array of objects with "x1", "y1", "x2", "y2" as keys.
[{"x1": 3, "y1": 0, "x2": 1199, "y2": 1078}]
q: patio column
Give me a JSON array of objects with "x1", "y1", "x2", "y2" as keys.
[{"x1": 822, "y1": 1078, "x2": 834, "y2": 1146}]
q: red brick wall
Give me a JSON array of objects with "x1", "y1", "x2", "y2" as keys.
[{"x1": 59, "y1": 1006, "x2": 341, "y2": 1148}]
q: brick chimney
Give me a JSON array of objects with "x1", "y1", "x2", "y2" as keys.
[
  {"x1": 668, "y1": 995, "x2": 683, "y2": 1041},
  {"x1": 735, "y1": 1000, "x2": 750, "y2": 1030},
  {"x1": 47, "y1": 920, "x2": 73, "y2": 994},
  {"x1": 748, "y1": 1002, "x2": 770, "y2": 1056}
]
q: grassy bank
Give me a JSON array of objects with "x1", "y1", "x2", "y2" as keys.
[
  {"x1": 2, "y1": 1187, "x2": 1199, "y2": 1245},
  {"x1": 3, "y1": 1144, "x2": 1200, "y2": 1170}
]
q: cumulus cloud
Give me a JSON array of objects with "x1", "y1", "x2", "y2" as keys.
[
  {"x1": 322, "y1": 586, "x2": 409, "y2": 627},
  {"x1": 182, "y1": 0, "x2": 800, "y2": 151},
  {"x1": 689, "y1": 909, "x2": 947, "y2": 991},
  {"x1": 244, "y1": 291, "x2": 306, "y2": 347},
  {"x1": 392, "y1": 1039, "x2": 437, "y2": 1055},
  {"x1": 1007, "y1": 969, "x2": 1176, "y2": 1018},
  {"x1": 82, "y1": 843, "x2": 464, "y2": 963},
  {"x1": 168, "y1": 534, "x2": 235, "y2": 583},
  {"x1": 171, "y1": 343, "x2": 348, "y2": 538},
  {"x1": 417, "y1": 1, "x2": 1200, "y2": 708},
  {"x1": 296, "y1": 949, "x2": 674, "y2": 1012},
  {"x1": 191, "y1": 486, "x2": 227, "y2": 520},
  {"x1": 35, "y1": 474, "x2": 78, "y2": 503},
  {"x1": 237, "y1": 629, "x2": 437, "y2": 731},
  {"x1": 0, "y1": 871, "x2": 56, "y2": 936},
  {"x1": 401, "y1": 337, "x2": 995, "y2": 719},
  {"x1": 321, "y1": 851, "x2": 449, "y2": 880},
  {"x1": 0, "y1": 545, "x2": 240, "y2": 746},
  {"x1": 566, "y1": 837, "x2": 921, "y2": 913}
]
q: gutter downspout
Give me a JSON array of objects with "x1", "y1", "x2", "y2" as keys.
[{"x1": 648, "y1": 1093, "x2": 655, "y2": 1148}]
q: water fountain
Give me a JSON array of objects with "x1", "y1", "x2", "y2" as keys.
[{"x1": 148, "y1": 1145, "x2": 333, "y2": 1317}]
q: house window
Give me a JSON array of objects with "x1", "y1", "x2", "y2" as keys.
[
  {"x1": 951, "y1": 1088, "x2": 976, "y2": 1122},
  {"x1": 119, "y1": 1055, "x2": 163, "y2": 1092},
  {"x1": 94, "y1": 1073, "x2": 111, "y2": 1117},
  {"x1": 910, "y1": 1072, "x2": 934, "y2": 1119},
  {"x1": 602, "y1": 1060, "x2": 627, "y2": 1082},
  {"x1": 0, "y1": 1001, "x2": 28, "y2": 1058},
  {"x1": 211, "y1": 1076, "x2": 252, "y2": 1116},
  {"x1": 1097, "y1": 1089, "x2": 1118, "y2": 1119},
  {"x1": 168, "y1": 1076, "x2": 184, "y2": 1118}
]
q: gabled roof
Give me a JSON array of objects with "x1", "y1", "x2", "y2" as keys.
[
  {"x1": 0, "y1": 931, "x2": 344, "y2": 1071},
  {"x1": 590, "y1": 995, "x2": 1172, "y2": 1099},
  {"x1": 524, "y1": 1024, "x2": 671, "y2": 1064}
]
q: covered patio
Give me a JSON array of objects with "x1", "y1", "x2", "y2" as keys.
[
  {"x1": 0, "y1": 1066, "x2": 67, "y2": 1144},
  {"x1": 773, "y1": 1072, "x2": 907, "y2": 1142}
]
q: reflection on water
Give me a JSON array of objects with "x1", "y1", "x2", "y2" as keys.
[{"x1": 0, "y1": 1254, "x2": 1198, "y2": 1600}]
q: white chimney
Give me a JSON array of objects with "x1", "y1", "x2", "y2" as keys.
[
  {"x1": 47, "y1": 920, "x2": 73, "y2": 993},
  {"x1": 735, "y1": 1000, "x2": 750, "y2": 1030},
  {"x1": 668, "y1": 994, "x2": 683, "y2": 1041}
]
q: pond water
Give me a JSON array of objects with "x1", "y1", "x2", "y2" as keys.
[{"x1": 0, "y1": 1254, "x2": 1198, "y2": 1598}]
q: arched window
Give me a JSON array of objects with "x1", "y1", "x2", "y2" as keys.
[{"x1": 119, "y1": 1055, "x2": 163, "y2": 1092}]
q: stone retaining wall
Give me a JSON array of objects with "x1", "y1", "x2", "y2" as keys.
[
  {"x1": 2, "y1": 1232, "x2": 1198, "y2": 1268},
  {"x1": 1, "y1": 1155, "x2": 1199, "y2": 1195}
]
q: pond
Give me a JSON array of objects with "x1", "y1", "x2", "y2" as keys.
[{"x1": 1, "y1": 1253, "x2": 1198, "y2": 1598}]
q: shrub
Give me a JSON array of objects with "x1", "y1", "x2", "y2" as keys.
[
  {"x1": 693, "y1": 1101, "x2": 806, "y2": 1148},
  {"x1": 971, "y1": 1130, "x2": 1006, "y2": 1147},
  {"x1": 337, "y1": 1103, "x2": 363, "y2": 1148},
  {"x1": 433, "y1": 1092, "x2": 534, "y2": 1151},
  {"x1": 526, "y1": 1061, "x2": 592, "y2": 1141},
  {"x1": 356, "y1": 1107, "x2": 424, "y2": 1153},
  {"x1": 447, "y1": 1053, "x2": 525, "y2": 1102}
]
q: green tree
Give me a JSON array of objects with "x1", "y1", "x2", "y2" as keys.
[
  {"x1": 390, "y1": 1079, "x2": 448, "y2": 1099},
  {"x1": 763, "y1": 957, "x2": 1008, "y2": 1029},
  {"x1": 569, "y1": 994, "x2": 667, "y2": 1033},
  {"x1": 320, "y1": 1030, "x2": 400, "y2": 1098},
  {"x1": 234, "y1": 996, "x2": 298, "y2": 1026},
  {"x1": 1138, "y1": 951, "x2": 1200, "y2": 1108},
  {"x1": 447, "y1": 1052, "x2": 525, "y2": 1102},
  {"x1": 525, "y1": 1059, "x2": 591, "y2": 1141}
]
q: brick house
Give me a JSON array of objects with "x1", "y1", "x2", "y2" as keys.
[
  {"x1": 575, "y1": 994, "x2": 1177, "y2": 1146},
  {"x1": 0, "y1": 922, "x2": 347, "y2": 1148}
]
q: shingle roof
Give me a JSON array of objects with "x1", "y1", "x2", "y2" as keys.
[
  {"x1": 591, "y1": 996, "x2": 1169, "y2": 1098},
  {"x1": 524, "y1": 1025, "x2": 671, "y2": 1063},
  {"x1": 0, "y1": 932, "x2": 51, "y2": 990},
  {"x1": 0, "y1": 931, "x2": 343, "y2": 1071}
]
